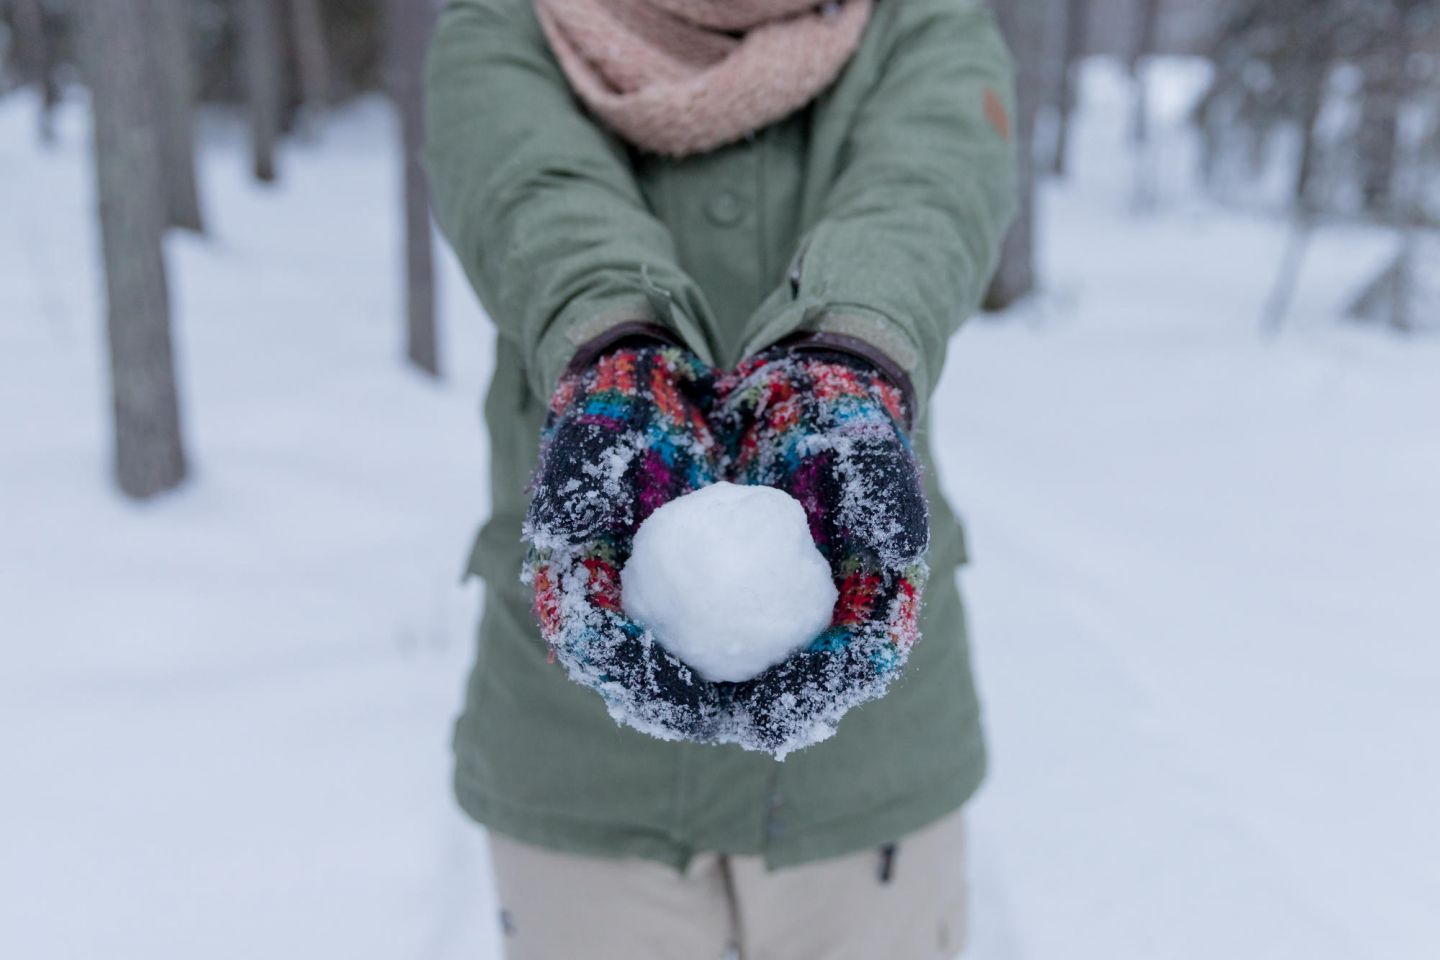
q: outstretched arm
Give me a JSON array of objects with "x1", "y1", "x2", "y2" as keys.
[
  {"x1": 740, "y1": 0, "x2": 1018, "y2": 407},
  {"x1": 424, "y1": 0, "x2": 718, "y2": 400}
]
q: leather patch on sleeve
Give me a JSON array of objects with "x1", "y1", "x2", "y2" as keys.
[{"x1": 983, "y1": 86, "x2": 1011, "y2": 142}]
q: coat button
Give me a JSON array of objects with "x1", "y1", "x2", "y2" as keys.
[{"x1": 705, "y1": 190, "x2": 747, "y2": 226}]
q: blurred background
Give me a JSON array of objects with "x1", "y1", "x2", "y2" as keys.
[{"x1": 2, "y1": 0, "x2": 1437, "y2": 957}]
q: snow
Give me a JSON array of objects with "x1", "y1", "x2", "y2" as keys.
[
  {"x1": 1, "y1": 95, "x2": 502, "y2": 960},
  {"x1": 3, "y1": 58, "x2": 1438, "y2": 959},
  {"x1": 621, "y1": 482, "x2": 837, "y2": 683}
]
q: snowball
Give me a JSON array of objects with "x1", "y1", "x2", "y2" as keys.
[{"x1": 621, "y1": 482, "x2": 838, "y2": 683}]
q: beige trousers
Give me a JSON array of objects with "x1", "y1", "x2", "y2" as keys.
[{"x1": 487, "y1": 807, "x2": 968, "y2": 960}]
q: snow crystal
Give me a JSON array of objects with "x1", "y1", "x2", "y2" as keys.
[{"x1": 621, "y1": 482, "x2": 838, "y2": 683}]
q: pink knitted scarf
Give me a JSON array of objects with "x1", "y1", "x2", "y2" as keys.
[{"x1": 534, "y1": 0, "x2": 873, "y2": 157}]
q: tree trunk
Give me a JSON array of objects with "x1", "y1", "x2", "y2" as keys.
[
  {"x1": 1260, "y1": 213, "x2": 1313, "y2": 336},
  {"x1": 1357, "y1": 82, "x2": 1399, "y2": 215},
  {"x1": 10, "y1": 0, "x2": 60, "y2": 143},
  {"x1": 141, "y1": 0, "x2": 205, "y2": 232},
  {"x1": 1129, "y1": 0, "x2": 1163, "y2": 148},
  {"x1": 1349, "y1": 19, "x2": 1430, "y2": 336},
  {"x1": 1051, "y1": 0, "x2": 1091, "y2": 177},
  {"x1": 287, "y1": 0, "x2": 332, "y2": 129},
  {"x1": 1126, "y1": 0, "x2": 1163, "y2": 210},
  {"x1": 79, "y1": 0, "x2": 189, "y2": 499},
  {"x1": 1355, "y1": 6, "x2": 1405, "y2": 217},
  {"x1": 240, "y1": 0, "x2": 282, "y2": 183},
  {"x1": 386, "y1": 0, "x2": 439, "y2": 376},
  {"x1": 985, "y1": 0, "x2": 1053, "y2": 310},
  {"x1": 1346, "y1": 242, "x2": 1414, "y2": 333},
  {"x1": 1293, "y1": 64, "x2": 1326, "y2": 212}
]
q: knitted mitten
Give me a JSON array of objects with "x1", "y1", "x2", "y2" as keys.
[
  {"x1": 525, "y1": 344, "x2": 725, "y2": 740},
  {"x1": 715, "y1": 347, "x2": 930, "y2": 756}
]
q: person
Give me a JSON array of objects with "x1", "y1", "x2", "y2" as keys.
[{"x1": 424, "y1": 0, "x2": 1016, "y2": 956}]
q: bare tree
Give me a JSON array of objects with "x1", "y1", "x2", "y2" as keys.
[
  {"x1": 1354, "y1": 3, "x2": 1409, "y2": 214},
  {"x1": 141, "y1": 0, "x2": 205, "y2": 232},
  {"x1": 1348, "y1": 6, "x2": 1438, "y2": 334},
  {"x1": 386, "y1": 0, "x2": 439, "y2": 376},
  {"x1": 240, "y1": 0, "x2": 282, "y2": 182},
  {"x1": 1259, "y1": 214, "x2": 1315, "y2": 335},
  {"x1": 1347, "y1": 231, "x2": 1420, "y2": 332},
  {"x1": 1052, "y1": 0, "x2": 1092, "y2": 177},
  {"x1": 985, "y1": 0, "x2": 1056, "y2": 310},
  {"x1": 1190, "y1": 0, "x2": 1440, "y2": 333},
  {"x1": 1128, "y1": 0, "x2": 1163, "y2": 145},
  {"x1": 1356, "y1": 70, "x2": 1401, "y2": 213},
  {"x1": 1191, "y1": 0, "x2": 1351, "y2": 211},
  {"x1": 79, "y1": 0, "x2": 189, "y2": 498},
  {"x1": 1127, "y1": 0, "x2": 1164, "y2": 208},
  {"x1": 287, "y1": 0, "x2": 332, "y2": 132},
  {"x1": 1291, "y1": 58, "x2": 1330, "y2": 209},
  {"x1": 9, "y1": 0, "x2": 61, "y2": 143}
]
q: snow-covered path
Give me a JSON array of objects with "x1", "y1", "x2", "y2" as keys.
[
  {"x1": 3, "y1": 63, "x2": 1437, "y2": 959},
  {"x1": 950, "y1": 314, "x2": 1439, "y2": 959},
  {"x1": 951, "y1": 63, "x2": 1439, "y2": 959}
]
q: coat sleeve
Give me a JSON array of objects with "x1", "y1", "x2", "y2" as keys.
[
  {"x1": 424, "y1": 0, "x2": 718, "y2": 400},
  {"x1": 739, "y1": 0, "x2": 1018, "y2": 407}
]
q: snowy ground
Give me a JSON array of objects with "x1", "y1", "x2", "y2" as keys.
[{"x1": 3, "y1": 61, "x2": 1437, "y2": 959}]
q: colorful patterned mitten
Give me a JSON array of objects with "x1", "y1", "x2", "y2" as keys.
[
  {"x1": 715, "y1": 347, "x2": 930, "y2": 756},
  {"x1": 525, "y1": 344, "x2": 726, "y2": 740}
]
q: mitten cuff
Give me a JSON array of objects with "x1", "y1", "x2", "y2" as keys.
[
  {"x1": 776, "y1": 330, "x2": 918, "y2": 431},
  {"x1": 564, "y1": 321, "x2": 683, "y2": 378}
]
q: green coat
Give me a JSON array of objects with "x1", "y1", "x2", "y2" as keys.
[{"x1": 425, "y1": 0, "x2": 1017, "y2": 870}]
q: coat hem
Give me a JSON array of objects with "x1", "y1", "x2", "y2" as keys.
[
  {"x1": 763, "y1": 732, "x2": 986, "y2": 870},
  {"x1": 453, "y1": 728, "x2": 986, "y2": 872}
]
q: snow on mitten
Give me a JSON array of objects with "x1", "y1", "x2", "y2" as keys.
[
  {"x1": 525, "y1": 344, "x2": 726, "y2": 740},
  {"x1": 715, "y1": 346, "x2": 930, "y2": 756}
]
